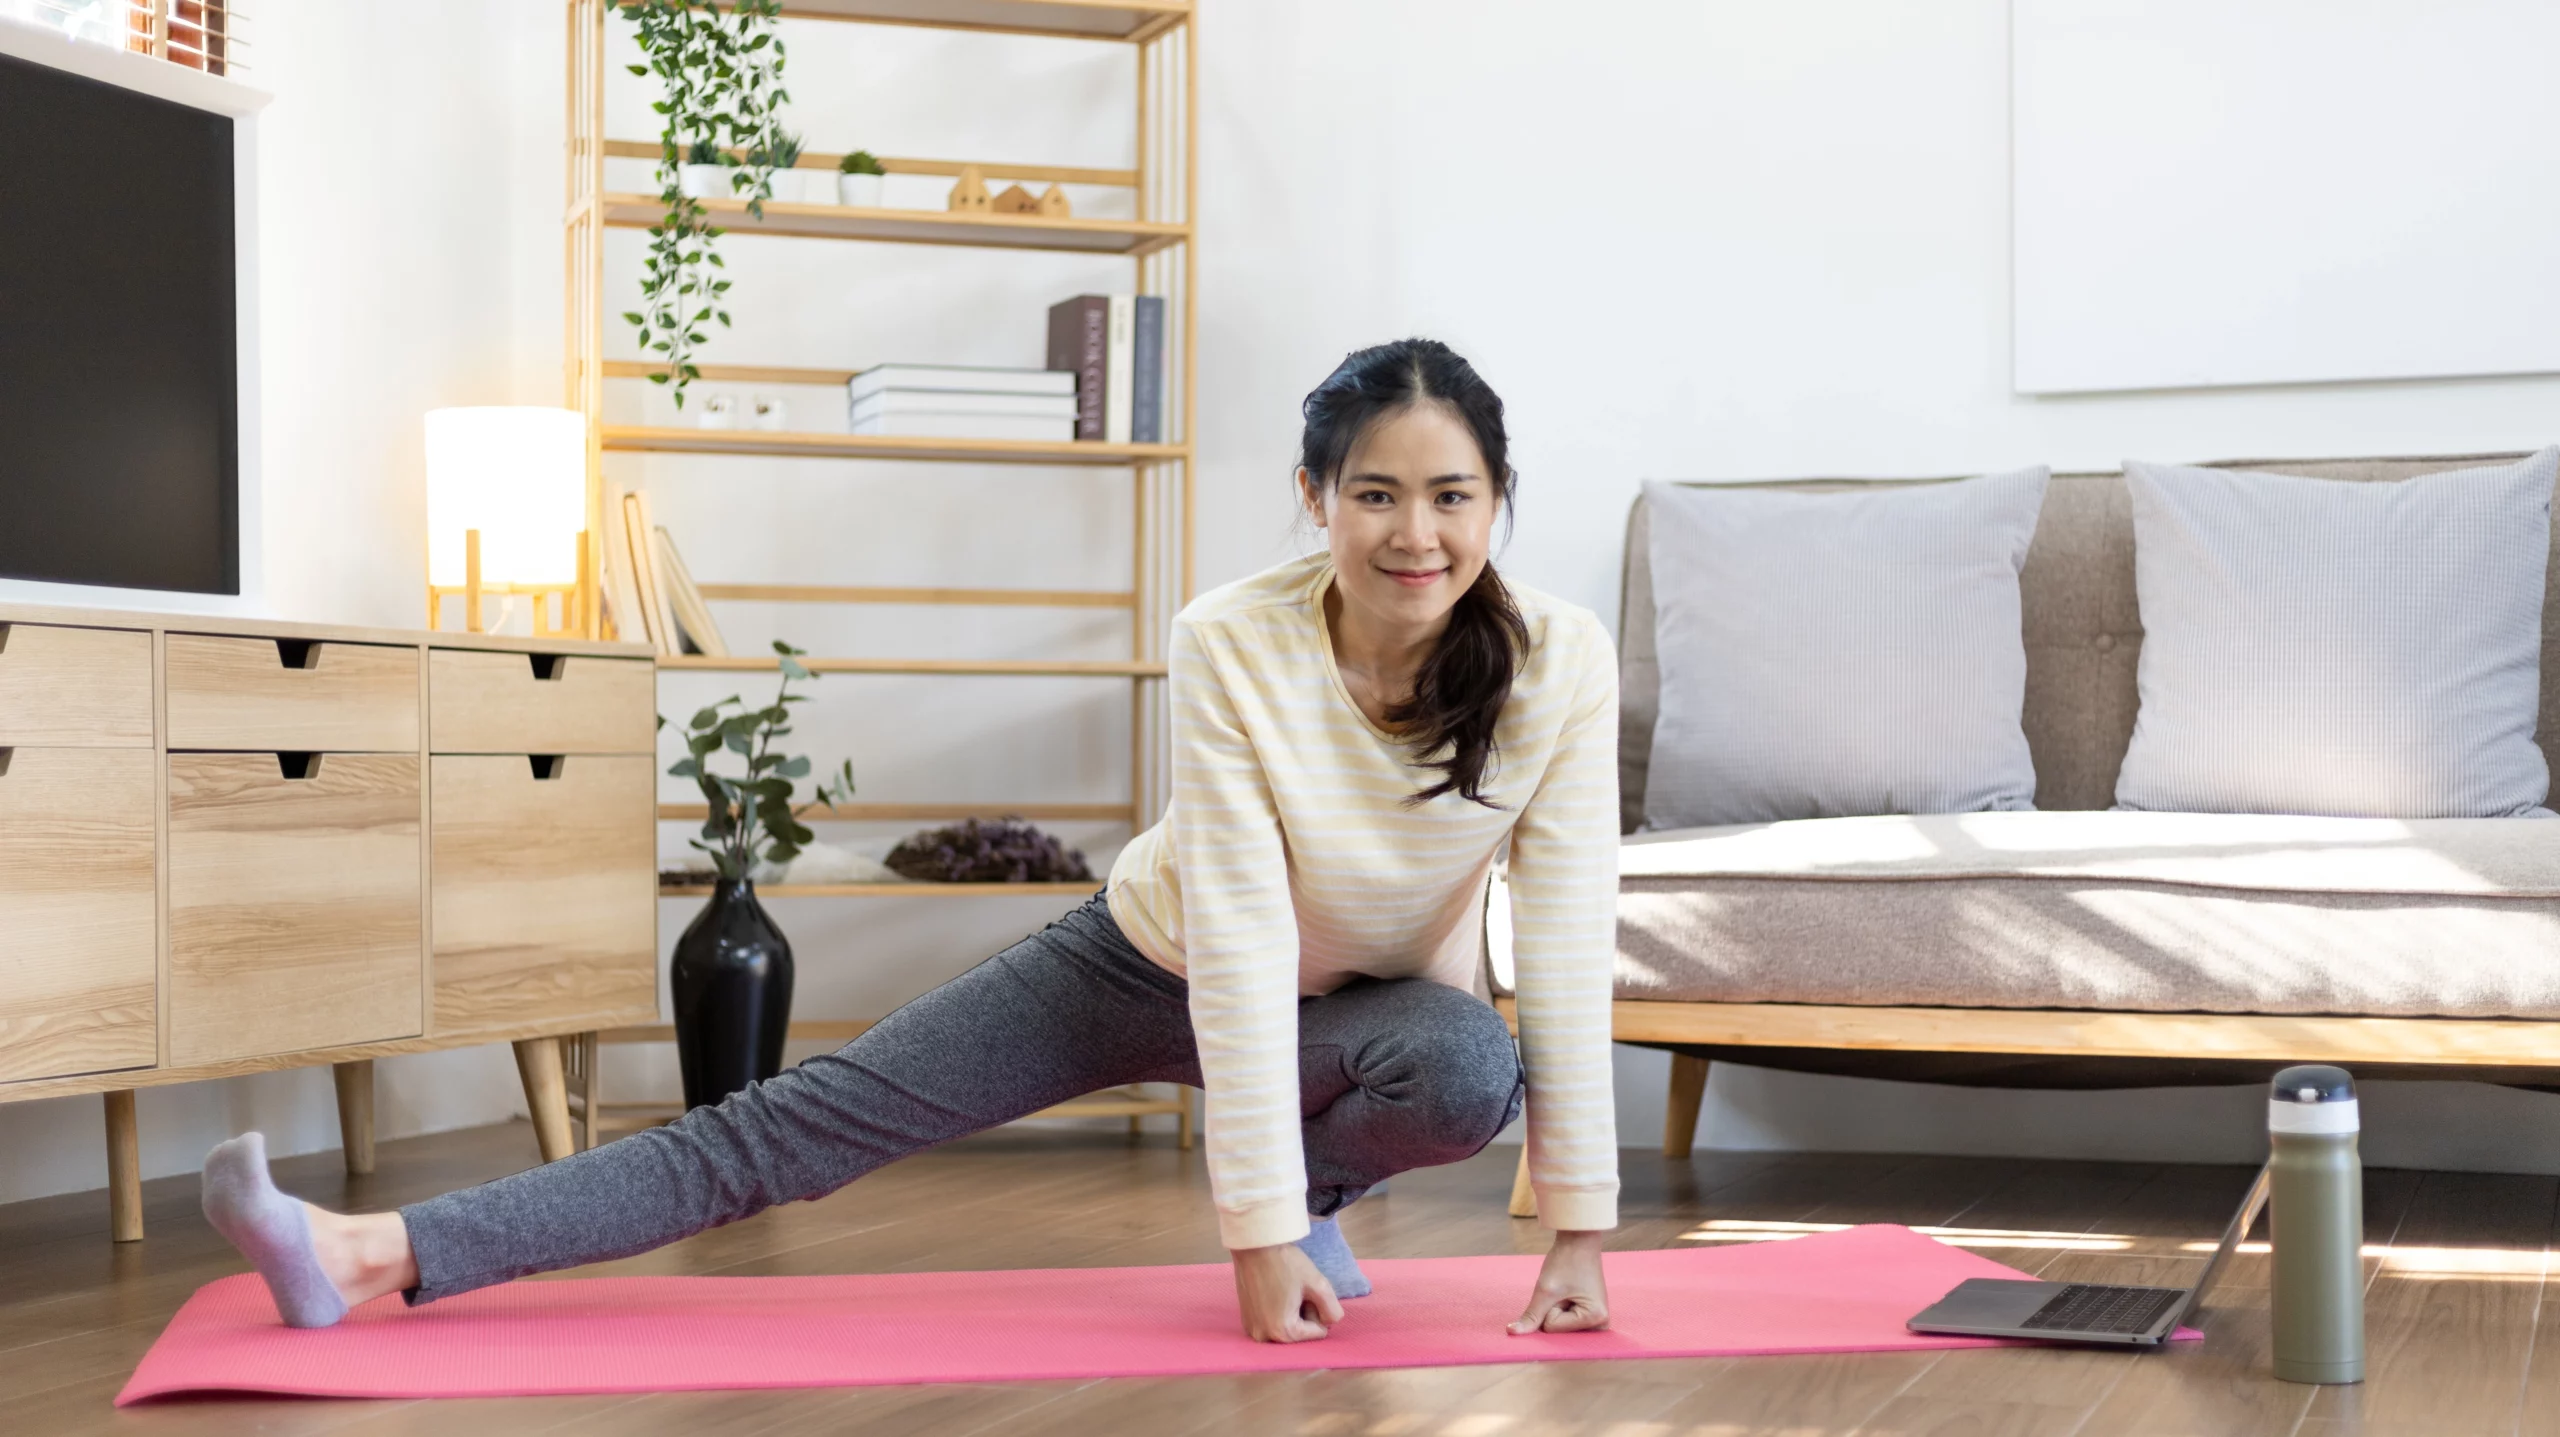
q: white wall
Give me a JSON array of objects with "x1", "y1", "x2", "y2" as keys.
[
  {"x1": 1196, "y1": 0, "x2": 2560, "y2": 1173},
  {"x1": 15, "y1": 0, "x2": 2560, "y2": 1208}
]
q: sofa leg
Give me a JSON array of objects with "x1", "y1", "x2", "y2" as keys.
[
  {"x1": 1507, "y1": 1147, "x2": 1537, "y2": 1219},
  {"x1": 104, "y1": 1090, "x2": 143, "y2": 1243},
  {"x1": 513, "y1": 1037, "x2": 576, "y2": 1163},
  {"x1": 1664, "y1": 1053, "x2": 1711, "y2": 1161},
  {"x1": 332, "y1": 1060, "x2": 376, "y2": 1176}
]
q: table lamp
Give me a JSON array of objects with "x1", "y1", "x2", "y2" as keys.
[{"x1": 424, "y1": 406, "x2": 591, "y2": 635}]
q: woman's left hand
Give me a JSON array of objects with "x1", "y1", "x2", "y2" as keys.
[{"x1": 1507, "y1": 1228, "x2": 1611, "y2": 1335}]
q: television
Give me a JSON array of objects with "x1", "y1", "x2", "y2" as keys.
[{"x1": 0, "y1": 20, "x2": 264, "y2": 599}]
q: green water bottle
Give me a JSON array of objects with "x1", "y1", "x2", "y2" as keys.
[{"x1": 2268, "y1": 1064, "x2": 2364, "y2": 1385}]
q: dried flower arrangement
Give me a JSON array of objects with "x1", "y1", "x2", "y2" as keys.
[{"x1": 884, "y1": 817, "x2": 1094, "y2": 884}]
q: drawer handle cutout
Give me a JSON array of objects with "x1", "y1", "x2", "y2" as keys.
[
  {"x1": 529, "y1": 654, "x2": 568, "y2": 682},
  {"x1": 529, "y1": 754, "x2": 568, "y2": 781},
  {"x1": 0, "y1": 748, "x2": 12, "y2": 777},
  {"x1": 277, "y1": 752, "x2": 324, "y2": 780},
  {"x1": 275, "y1": 639, "x2": 322, "y2": 670},
  {"x1": 0, "y1": 623, "x2": 10, "y2": 654}
]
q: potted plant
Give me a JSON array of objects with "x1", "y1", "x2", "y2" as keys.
[
  {"x1": 837, "y1": 149, "x2": 887, "y2": 208},
  {"x1": 678, "y1": 138, "x2": 730, "y2": 199},
  {"x1": 750, "y1": 131, "x2": 813, "y2": 203},
  {"x1": 663, "y1": 641, "x2": 858, "y2": 1109}
]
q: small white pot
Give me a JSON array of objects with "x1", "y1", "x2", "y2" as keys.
[
  {"x1": 836, "y1": 172, "x2": 885, "y2": 208},
  {"x1": 678, "y1": 164, "x2": 729, "y2": 200}
]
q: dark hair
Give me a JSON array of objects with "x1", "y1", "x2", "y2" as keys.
[{"x1": 1299, "y1": 337, "x2": 1529, "y2": 808}]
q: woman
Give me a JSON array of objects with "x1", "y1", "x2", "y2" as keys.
[{"x1": 203, "y1": 337, "x2": 1623, "y2": 1345}]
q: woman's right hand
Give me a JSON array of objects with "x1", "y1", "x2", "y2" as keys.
[{"x1": 1230, "y1": 1242, "x2": 1342, "y2": 1342}]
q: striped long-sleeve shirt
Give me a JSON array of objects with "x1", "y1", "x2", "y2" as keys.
[{"x1": 1107, "y1": 552, "x2": 1621, "y2": 1250}]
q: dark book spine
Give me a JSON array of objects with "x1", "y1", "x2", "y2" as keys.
[
  {"x1": 1045, "y1": 295, "x2": 1108, "y2": 441},
  {"x1": 1131, "y1": 295, "x2": 1165, "y2": 445}
]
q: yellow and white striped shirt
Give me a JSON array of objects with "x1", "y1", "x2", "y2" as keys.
[{"x1": 1108, "y1": 552, "x2": 1621, "y2": 1250}]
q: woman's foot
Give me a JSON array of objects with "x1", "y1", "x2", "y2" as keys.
[
  {"x1": 200, "y1": 1133, "x2": 419, "y2": 1327},
  {"x1": 1295, "y1": 1216, "x2": 1371, "y2": 1299}
]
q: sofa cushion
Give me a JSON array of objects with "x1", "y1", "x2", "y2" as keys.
[
  {"x1": 1486, "y1": 811, "x2": 2560, "y2": 1019},
  {"x1": 2115, "y1": 450, "x2": 2560, "y2": 819},
  {"x1": 1640, "y1": 469, "x2": 2049, "y2": 828}
]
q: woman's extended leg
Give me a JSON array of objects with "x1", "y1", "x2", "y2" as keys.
[{"x1": 206, "y1": 894, "x2": 1196, "y2": 1320}]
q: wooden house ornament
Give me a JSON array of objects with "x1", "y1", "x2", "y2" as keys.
[
  {"x1": 992, "y1": 183, "x2": 1039, "y2": 214},
  {"x1": 1036, "y1": 183, "x2": 1071, "y2": 217},
  {"x1": 946, "y1": 166, "x2": 991, "y2": 212}
]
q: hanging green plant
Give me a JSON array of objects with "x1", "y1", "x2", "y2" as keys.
[{"x1": 615, "y1": 0, "x2": 794, "y2": 408}]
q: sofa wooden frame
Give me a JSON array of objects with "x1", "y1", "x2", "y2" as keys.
[{"x1": 1497, "y1": 1002, "x2": 2560, "y2": 1219}]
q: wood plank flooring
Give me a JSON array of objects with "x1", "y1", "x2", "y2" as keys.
[{"x1": 3, "y1": 1121, "x2": 2554, "y2": 1435}]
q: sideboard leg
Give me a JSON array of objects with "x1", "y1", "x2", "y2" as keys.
[
  {"x1": 104, "y1": 1090, "x2": 143, "y2": 1243},
  {"x1": 332, "y1": 1060, "x2": 376, "y2": 1176},
  {"x1": 513, "y1": 1037, "x2": 575, "y2": 1163}
]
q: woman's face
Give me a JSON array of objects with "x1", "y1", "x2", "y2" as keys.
[{"x1": 1301, "y1": 402, "x2": 1501, "y2": 637}]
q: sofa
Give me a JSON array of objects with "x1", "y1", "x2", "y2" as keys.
[{"x1": 1498, "y1": 453, "x2": 2560, "y2": 1217}]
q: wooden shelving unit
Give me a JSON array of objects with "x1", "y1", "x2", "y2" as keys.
[{"x1": 563, "y1": 0, "x2": 1197, "y2": 1141}]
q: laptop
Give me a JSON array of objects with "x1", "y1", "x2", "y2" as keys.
[{"x1": 1906, "y1": 1162, "x2": 2271, "y2": 1347}]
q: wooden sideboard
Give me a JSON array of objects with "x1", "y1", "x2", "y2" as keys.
[{"x1": 0, "y1": 602, "x2": 659, "y2": 1240}]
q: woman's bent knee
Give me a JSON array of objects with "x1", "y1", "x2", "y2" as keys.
[{"x1": 1366, "y1": 983, "x2": 1524, "y2": 1153}]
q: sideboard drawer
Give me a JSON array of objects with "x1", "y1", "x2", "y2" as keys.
[
  {"x1": 167, "y1": 753, "x2": 423, "y2": 1066},
  {"x1": 166, "y1": 635, "x2": 420, "y2": 752},
  {"x1": 429, "y1": 650, "x2": 654, "y2": 754},
  {"x1": 0, "y1": 623, "x2": 152, "y2": 748},
  {"x1": 431, "y1": 753, "x2": 657, "y2": 1036},
  {"x1": 0, "y1": 747, "x2": 157, "y2": 1083}
]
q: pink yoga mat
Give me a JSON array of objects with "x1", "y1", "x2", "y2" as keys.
[{"x1": 117, "y1": 1225, "x2": 2195, "y2": 1405}]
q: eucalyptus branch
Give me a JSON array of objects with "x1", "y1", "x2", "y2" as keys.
[{"x1": 665, "y1": 641, "x2": 857, "y2": 881}]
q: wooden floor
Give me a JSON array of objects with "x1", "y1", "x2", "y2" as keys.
[{"x1": 5, "y1": 1124, "x2": 2558, "y2": 1437}]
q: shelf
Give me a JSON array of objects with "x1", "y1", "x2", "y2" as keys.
[
  {"x1": 658, "y1": 801, "x2": 1134, "y2": 822},
  {"x1": 658, "y1": 881, "x2": 1101, "y2": 898},
  {"x1": 698, "y1": 583, "x2": 1135, "y2": 609},
  {"x1": 603, "y1": 425, "x2": 1186, "y2": 467},
  {"x1": 602, "y1": 141, "x2": 1138, "y2": 190},
  {"x1": 658, "y1": 654, "x2": 1166, "y2": 678},
  {"x1": 601, "y1": 193, "x2": 1189, "y2": 255},
  {"x1": 604, "y1": 359, "x2": 858, "y2": 387},
  {"x1": 754, "y1": 0, "x2": 1189, "y2": 42},
  {"x1": 604, "y1": 1020, "x2": 875, "y2": 1043}
]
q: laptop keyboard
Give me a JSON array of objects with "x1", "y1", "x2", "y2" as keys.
[{"x1": 2019, "y1": 1284, "x2": 2186, "y2": 1335}]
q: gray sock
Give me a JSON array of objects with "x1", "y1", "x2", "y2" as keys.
[
  {"x1": 1296, "y1": 1216, "x2": 1371, "y2": 1299},
  {"x1": 200, "y1": 1132, "x2": 348, "y2": 1329}
]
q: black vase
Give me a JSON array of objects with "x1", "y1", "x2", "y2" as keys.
[{"x1": 669, "y1": 878, "x2": 794, "y2": 1110}]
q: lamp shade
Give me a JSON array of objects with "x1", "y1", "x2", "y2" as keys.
[{"x1": 425, "y1": 407, "x2": 587, "y2": 587}]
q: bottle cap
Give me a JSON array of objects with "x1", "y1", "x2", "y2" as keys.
[{"x1": 2269, "y1": 1064, "x2": 2359, "y2": 1135}]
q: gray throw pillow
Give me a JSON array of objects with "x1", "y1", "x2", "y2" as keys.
[
  {"x1": 2115, "y1": 449, "x2": 2560, "y2": 818},
  {"x1": 1642, "y1": 468, "x2": 2049, "y2": 828}
]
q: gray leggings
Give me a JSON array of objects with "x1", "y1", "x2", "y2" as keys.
[{"x1": 399, "y1": 891, "x2": 1525, "y2": 1303}]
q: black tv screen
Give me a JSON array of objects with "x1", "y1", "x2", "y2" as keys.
[{"x1": 0, "y1": 49, "x2": 238, "y2": 594}]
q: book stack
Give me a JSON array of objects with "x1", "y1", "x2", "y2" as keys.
[
  {"x1": 846, "y1": 365, "x2": 1079, "y2": 441},
  {"x1": 1046, "y1": 294, "x2": 1167, "y2": 444},
  {"x1": 601, "y1": 483, "x2": 726, "y2": 657}
]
